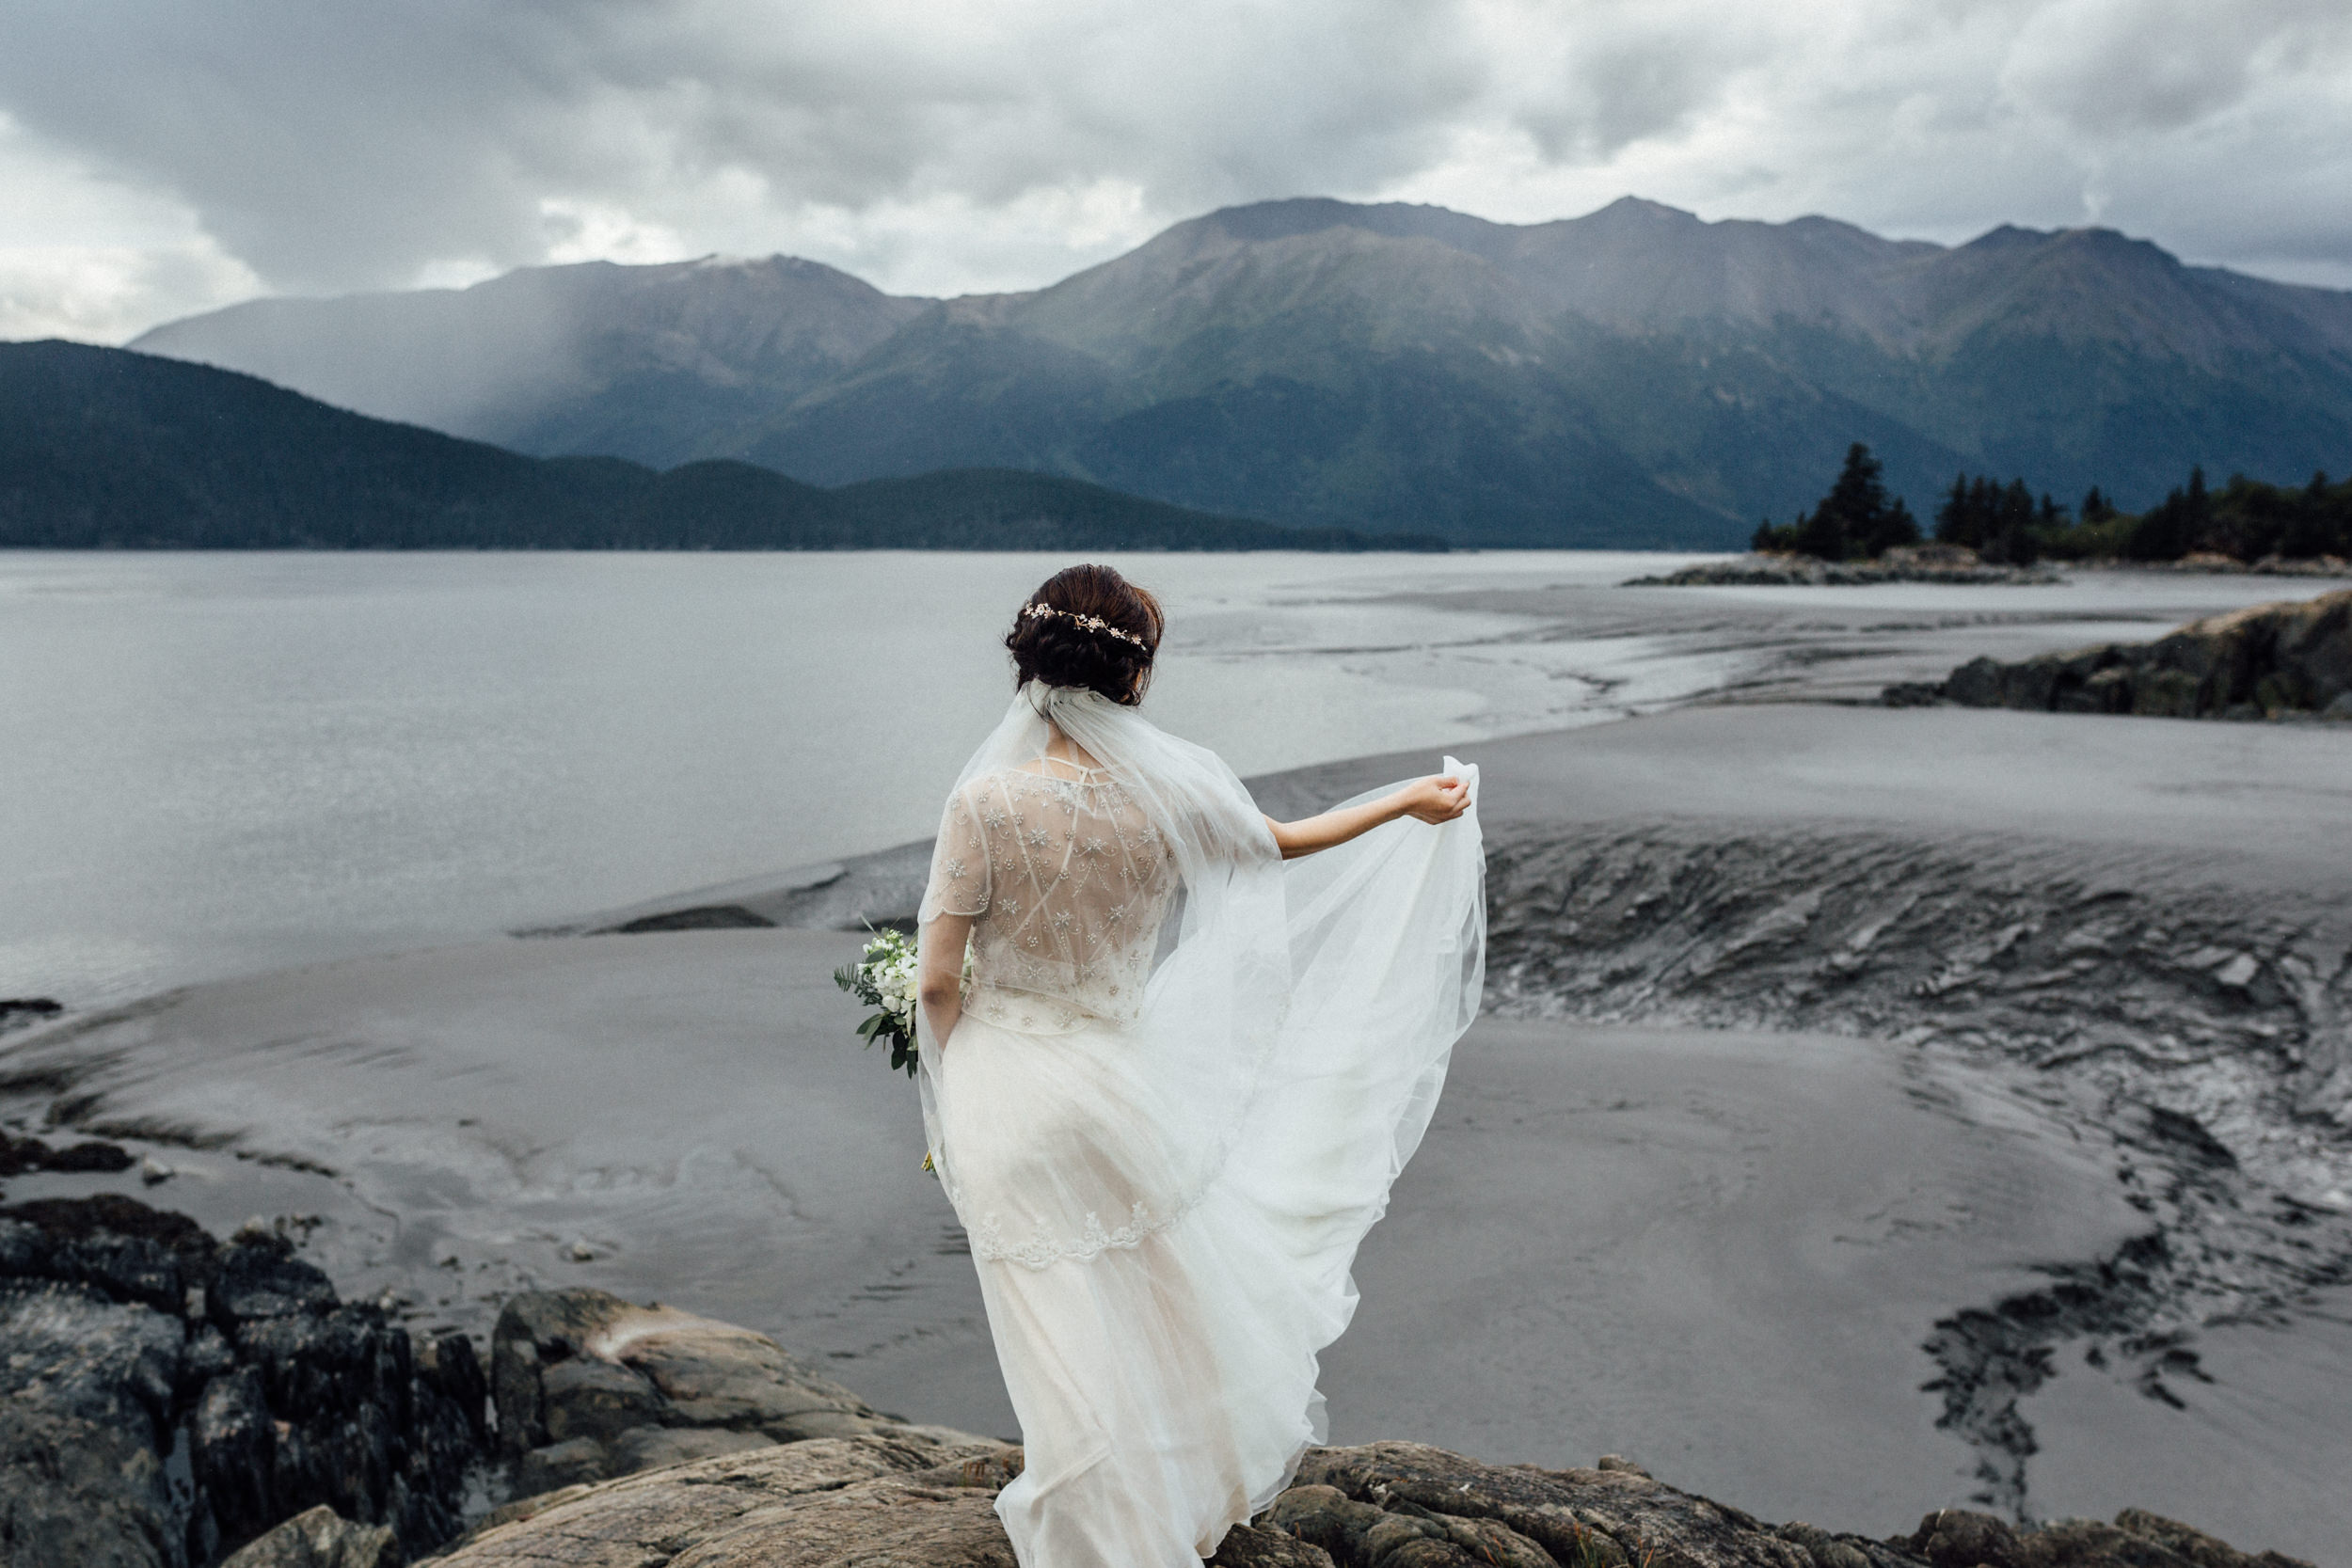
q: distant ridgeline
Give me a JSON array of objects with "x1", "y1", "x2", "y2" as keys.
[
  {"x1": 122, "y1": 199, "x2": 2352, "y2": 550},
  {"x1": 1755, "y1": 442, "x2": 2352, "y2": 566},
  {"x1": 0, "y1": 342, "x2": 1438, "y2": 551}
]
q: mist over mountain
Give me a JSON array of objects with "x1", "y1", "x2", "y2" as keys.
[
  {"x1": 133, "y1": 198, "x2": 2352, "y2": 548},
  {"x1": 1, "y1": 341, "x2": 1410, "y2": 551}
]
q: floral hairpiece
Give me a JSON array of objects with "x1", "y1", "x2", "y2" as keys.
[{"x1": 1022, "y1": 601, "x2": 1149, "y2": 649}]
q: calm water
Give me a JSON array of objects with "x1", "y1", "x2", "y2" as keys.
[{"x1": 0, "y1": 550, "x2": 1717, "y2": 1005}]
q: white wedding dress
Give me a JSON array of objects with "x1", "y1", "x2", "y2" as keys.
[{"x1": 916, "y1": 683, "x2": 1485, "y2": 1567}]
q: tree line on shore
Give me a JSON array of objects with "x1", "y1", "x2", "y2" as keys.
[{"x1": 1754, "y1": 443, "x2": 2352, "y2": 565}]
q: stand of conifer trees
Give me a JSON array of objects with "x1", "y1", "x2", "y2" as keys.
[{"x1": 1754, "y1": 443, "x2": 2352, "y2": 565}]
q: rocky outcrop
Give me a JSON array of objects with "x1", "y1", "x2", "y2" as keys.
[
  {"x1": 1884, "y1": 588, "x2": 2352, "y2": 719},
  {"x1": 2135, "y1": 552, "x2": 2351, "y2": 578},
  {"x1": 0, "y1": 1124, "x2": 136, "y2": 1175},
  {"x1": 1628, "y1": 547, "x2": 2059, "y2": 587},
  {"x1": 489, "y1": 1287, "x2": 978, "y2": 1495},
  {"x1": 0, "y1": 1196, "x2": 486, "y2": 1568},
  {"x1": 421, "y1": 1433, "x2": 2312, "y2": 1568}
]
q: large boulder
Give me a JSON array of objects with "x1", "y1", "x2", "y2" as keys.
[
  {"x1": 1888, "y1": 587, "x2": 2352, "y2": 719},
  {"x1": 428, "y1": 1433, "x2": 1023, "y2": 1565},
  {"x1": 490, "y1": 1287, "x2": 974, "y2": 1492}
]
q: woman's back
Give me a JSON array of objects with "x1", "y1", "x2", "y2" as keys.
[{"x1": 930, "y1": 758, "x2": 1179, "y2": 1033}]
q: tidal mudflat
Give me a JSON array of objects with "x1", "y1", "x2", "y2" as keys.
[{"x1": 5, "y1": 560, "x2": 2348, "y2": 1558}]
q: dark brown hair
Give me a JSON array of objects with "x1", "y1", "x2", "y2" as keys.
[{"x1": 1006, "y1": 563, "x2": 1165, "y2": 705}]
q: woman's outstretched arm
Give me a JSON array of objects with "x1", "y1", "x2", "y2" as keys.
[{"x1": 1263, "y1": 773, "x2": 1470, "y2": 861}]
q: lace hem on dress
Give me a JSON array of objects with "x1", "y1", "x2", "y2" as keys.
[{"x1": 967, "y1": 1185, "x2": 1210, "y2": 1271}]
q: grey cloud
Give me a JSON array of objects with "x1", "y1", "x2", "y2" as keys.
[
  {"x1": 2, "y1": 0, "x2": 2348, "y2": 325},
  {"x1": 0, "y1": 0, "x2": 1487, "y2": 293},
  {"x1": 2000, "y1": 0, "x2": 2352, "y2": 135}
]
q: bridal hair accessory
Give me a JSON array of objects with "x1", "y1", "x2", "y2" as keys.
[{"x1": 1022, "y1": 600, "x2": 1149, "y2": 649}]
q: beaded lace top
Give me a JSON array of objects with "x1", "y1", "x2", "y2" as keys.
[{"x1": 923, "y1": 759, "x2": 1179, "y2": 1032}]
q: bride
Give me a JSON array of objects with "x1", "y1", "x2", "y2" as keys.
[{"x1": 915, "y1": 563, "x2": 1486, "y2": 1567}]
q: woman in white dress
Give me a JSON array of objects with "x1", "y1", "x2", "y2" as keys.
[{"x1": 915, "y1": 563, "x2": 1486, "y2": 1567}]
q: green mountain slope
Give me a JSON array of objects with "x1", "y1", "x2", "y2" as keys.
[
  {"x1": 0, "y1": 341, "x2": 1419, "y2": 550},
  {"x1": 128, "y1": 198, "x2": 2352, "y2": 547}
]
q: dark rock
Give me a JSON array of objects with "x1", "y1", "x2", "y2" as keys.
[
  {"x1": 185, "y1": 1322, "x2": 240, "y2": 1386},
  {"x1": 1360, "y1": 1513, "x2": 1455, "y2": 1562},
  {"x1": 516, "y1": 1435, "x2": 610, "y2": 1497},
  {"x1": 1779, "y1": 1522, "x2": 1877, "y2": 1568},
  {"x1": 1212, "y1": 1522, "x2": 1342, "y2": 1567},
  {"x1": 1293, "y1": 1443, "x2": 1823, "y2": 1568},
  {"x1": 0, "y1": 1278, "x2": 183, "y2": 1443},
  {"x1": 0, "y1": 1130, "x2": 54, "y2": 1176},
  {"x1": 211, "y1": 1241, "x2": 338, "y2": 1327},
  {"x1": 216, "y1": 1505, "x2": 399, "y2": 1568},
  {"x1": 2110, "y1": 1508, "x2": 2308, "y2": 1568},
  {"x1": 0, "y1": 1130, "x2": 135, "y2": 1174},
  {"x1": 0, "y1": 1402, "x2": 183, "y2": 1568},
  {"x1": 0, "y1": 1194, "x2": 485, "y2": 1566},
  {"x1": 1889, "y1": 588, "x2": 2352, "y2": 720},
  {"x1": 1908, "y1": 1509, "x2": 2024, "y2": 1568},
  {"x1": 1270, "y1": 1483, "x2": 1391, "y2": 1560},
  {"x1": 0, "y1": 1193, "x2": 220, "y2": 1312},
  {"x1": 195, "y1": 1368, "x2": 279, "y2": 1549},
  {"x1": 48, "y1": 1137, "x2": 140, "y2": 1171}
]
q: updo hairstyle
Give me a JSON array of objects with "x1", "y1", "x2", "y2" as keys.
[{"x1": 1006, "y1": 563, "x2": 1164, "y2": 705}]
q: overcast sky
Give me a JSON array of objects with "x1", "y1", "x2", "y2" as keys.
[{"x1": 5, "y1": 0, "x2": 2350, "y2": 342}]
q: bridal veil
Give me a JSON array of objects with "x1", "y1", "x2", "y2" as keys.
[{"x1": 915, "y1": 683, "x2": 1485, "y2": 1566}]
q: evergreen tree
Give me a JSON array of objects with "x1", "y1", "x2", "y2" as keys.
[
  {"x1": 1791, "y1": 442, "x2": 1919, "y2": 560},
  {"x1": 1933, "y1": 474, "x2": 1972, "y2": 546},
  {"x1": 2124, "y1": 467, "x2": 2207, "y2": 561}
]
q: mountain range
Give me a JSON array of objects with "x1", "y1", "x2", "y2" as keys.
[
  {"x1": 131, "y1": 197, "x2": 2352, "y2": 548},
  {"x1": 0, "y1": 341, "x2": 1415, "y2": 551}
]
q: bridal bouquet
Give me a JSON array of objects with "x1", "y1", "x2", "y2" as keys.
[{"x1": 834, "y1": 927, "x2": 924, "y2": 1077}]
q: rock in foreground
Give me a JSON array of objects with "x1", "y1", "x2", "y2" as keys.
[
  {"x1": 1885, "y1": 587, "x2": 2352, "y2": 719},
  {"x1": 0, "y1": 1195, "x2": 485, "y2": 1568},
  {"x1": 421, "y1": 1434, "x2": 2313, "y2": 1568}
]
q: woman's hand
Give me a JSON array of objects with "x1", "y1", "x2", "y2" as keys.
[{"x1": 1393, "y1": 774, "x2": 1470, "y2": 825}]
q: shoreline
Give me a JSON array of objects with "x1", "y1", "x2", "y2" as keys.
[{"x1": 10, "y1": 555, "x2": 2348, "y2": 1011}]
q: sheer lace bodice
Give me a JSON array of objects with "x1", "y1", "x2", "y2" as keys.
[{"x1": 922, "y1": 762, "x2": 1179, "y2": 1032}]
